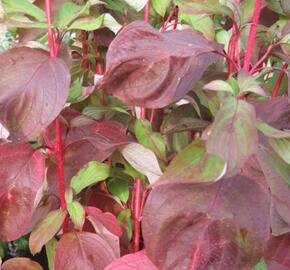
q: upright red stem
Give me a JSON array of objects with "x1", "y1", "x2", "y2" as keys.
[
  {"x1": 44, "y1": 0, "x2": 67, "y2": 225},
  {"x1": 272, "y1": 63, "x2": 288, "y2": 97},
  {"x1": 243, "y1": 0, "x2": 262, "y2": 72},
  {"x1": 144, "y1": 1, "x2": 150, "y2": 23},
  {"x1": 133, "y1": 178, "x2": 142, "y2": 252}
]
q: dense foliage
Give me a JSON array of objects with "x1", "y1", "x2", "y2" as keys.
[{"x1": 1, "y1": 0, "x2": 290, "y2": 269}]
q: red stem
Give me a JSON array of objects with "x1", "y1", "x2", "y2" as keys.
[
  {"x1": 45, "y1": 0, "x2": 68, "y2": 232},
  {"x1": 272, "y1": 63, "x2": 288, "y2": 97},
  {"x1": 144, "y1": 1, "x2": 150, "y2": 23},
  {"x1": 243, "y1": 0, "x2": 262, "y2": 72},
  {"x1": 81, "y1": 30, "x2": 89, "y2": 70},
  {"x1": 133, "y1": 178, "x2": 142, "y2": 252}
]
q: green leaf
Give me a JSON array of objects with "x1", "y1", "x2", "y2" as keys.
[
  {"x1": 3, "y1": 0, "x2": 46, "y2": 22},
  {"x1": 252, "y1": 257, "x2": 267, "y2": 270},
  {"x1": 108, "y1": 179, "x2": 129, "y2": 203},
  {"x1": 119, "y1": 143, "x2": 163, "y2": 184},
  {"x1": 29, "y1": 209, "x2": 67, "y2": 255},
  {"x1": 65, "y1": 187, "x2": 73, "y2": 204},
  {"x1": 206, "y1": 96, "x2": 257, "y2": 176},
  {"x1": 238, "y1": 71, "x2": 266, "y2": 96},
  {"x1": 67, "y1": 201, "x2": 85, "y2": 230},
  {"x1": 256, "y1": 121, "x2": 290, "y2": 138},
  {"x1": 117, "y1": 209, "x2": 132, "y2": 240},
  {"x1": 162, "y1": 139, "x2": 226, "y2": 183},
  {"x1": 67, "y1": 80, "x2": 83, "y2": 103},
  {"x1": 122, "y1": 0, "x2": 148, "y2": 11},
  {"x1": 203, "y1": 80, "x2": 235, "y2": 94},
  {"x1": 83, "y1": 105, "x2": 129, "y2": 121},
  {"x1": 269, "y1": 137, "x2": 290, "y2": 164},
  {"x1": 5, "y1": 15, "x2": 48, "y2": 29},
  {"x1": 151, "y1": 0, "x2": 171, "y2": 16},
  {"x1": 180, "y1": 13, "x2": 215, "y2": 40},
  {"x1": 57, "y1": 2, "x2": 90, "y2": 29},
  {"x1": 70, "y1": 161, "x2": 110, "y2": 194},
  {"x1": 135, "y1": 119, "x2": 166, "y2": 160},
  {"x1": 45, "y1": 238, "x2": 58, "y2": 270},
  {"x1": 69, "y1": 14, "x2": 121, "y2": 33}
]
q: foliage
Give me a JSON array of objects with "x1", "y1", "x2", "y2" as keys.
[{"x1": 0, "y1": 0, "x2": 290, "y2": 269}]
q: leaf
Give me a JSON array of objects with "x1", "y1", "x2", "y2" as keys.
[
  {"x1": 206, "y1": 96, "x2": 258, "y2": 177},
  {"x1": 256, "y1": 121, "x2": 290, "y2": 138},
  {"x1": 151, "y1": 0, "x2": 171, "y2": 16},
  {"x1": 57, "y1": 2, "x2": 90, "y2": 29},
  {"x1": 135, "y1": 119, "x2": 166, "y2": 160},
  {"x1": 256, "y1": 147, "x2": 290, "y2": 235},
  {"x1": 253, "y1": 258, "x2": 268, "y2": 270},
  {"x1": 101, "y1": 21, "x2": 222, "y2": 108},
  {"x1": 104, "y1": 250, "x2": 158, "y2": 270},
  {"x1": 1, "y1": 258, "x2": 43, "y2": 270},
  {"x1": 2, "y1": 0, "x2": 46, "y2": 22},
  {"x1": 122, "y1": 0, "x2": 147, "y2": 11},
  {"x1": 68, "y1": 14, "x2": 121, "y2": 33},
  {"x1": 0, "y1": 47, "x2": 70, "y2": 142},
  {"x1": 45, "y1": 238, "x2": 58, "y2": 270},
  {"x1": 203, "y1": 80, "x2": 235, "y2": 94},
  {"x1": 54, "y1": 232, "x2": 118, "y2": 270},
  {"x1": 0, "y1": 143, "x2": 45, "y2": 241},
  {"x1": 119, "y1": 143, "x2": 163, "y2": 184},
  {"x1": 269, "y1": 138, "x2": 290, "y2": 164},
  {"x1": 67, "y1": 201, "x2": 85, "y2": 230},
  {"x1": 237, "y1": 71, "x2": 266, "y2": 96},
  {"x1": 5, "y1": 15, "x2": 48, "y2": 29},
  {"x1": 70, "y1": 161, "x2": 110, "y2": 194},
  {"x1": 29, "y1": 209, "x2": 67, "y2": 255},
  {"x1": 160, "y1": 139, "x2": 226, "y2": 183},
  {"x1": 108, "y1": 179, "x2": 129, "y2": 203},
  {"x1": 142, "y1": 175, "x2": 270, "y2": 269}
]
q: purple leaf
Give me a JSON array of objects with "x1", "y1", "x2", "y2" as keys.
[
  {"x1": 54, "y1": 231, "x2": 118, "y2": 270},
  {"x1": 142, "y1": 175, "x2": 270, "y2": 269},
  {"x1": 0, "y1": 47, "x2": 70, "y2": 142},
  {"x1": 101, "y1": 21, "x2": 222, "y2": 108},
  {"x1": 0, "y1": 143, "x2": 45, "y2": 241},
  {"x1": 104, "y1": 250, "x2": 158, "y2": 270}
]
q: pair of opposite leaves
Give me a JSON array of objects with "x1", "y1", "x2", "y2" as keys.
[{"x1": 0, "y1": 20, "x2": 221, "y2": 142}]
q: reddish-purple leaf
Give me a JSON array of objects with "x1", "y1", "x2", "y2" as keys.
[
  {"x1": 85, "y1": 206, "x2": 122, "y2": 237},
  {"x1": 101, "y1": 21, "x2": 222, "y2": 108},
  {"x1": 1, "y1": 258, "x2": 43, "y2": 270},
  {"x1": 142, "y1": 175, "x2": 270, "y2": 269},
  {"x1": 104, "y1": 250, "x2": 158, "y2": 270},
  {"x1": 0, "y1": 47, "x2": 70, "y2": 142},
  {"x1": 54, "y1": 231, "x2": 118, "y2": 270},
  {"x1": 0, "y1": 143, "x2": 45, "y2": 241}
]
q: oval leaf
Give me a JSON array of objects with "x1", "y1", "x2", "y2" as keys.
[
  {"x1": 206, "y1": 96, "x2": 258, "y2": 177},
  {"x1": 101, "y1": 21, "x2": 222, "y2": 108},
  {"x1": 70, "y1": 161, "x2": 110, "y2": 194},
  {"x1": 67, "y1": 201, "x2": 85, "y2": 230},
  {"x1": 119, "y1": 142, "x2": 162, "y2": 184},
  {"x1": 2, "y1": 258, "x2": 43, "y2": 270},
  {"x1": 54, "y1": 231, "x2": 118, "y2": 270},
  {"x1": 29, "y1": 209, "x2": 67, "y2": 255},
  {"x1": 142, "y1": 175, "x2": 270, "y2": 269},
  {"x1": 0, "y1": 143, "x2": 45, "y2": 241},
  {"x1": 0, "y1": 47, "x2": 70, "y2": 142}
]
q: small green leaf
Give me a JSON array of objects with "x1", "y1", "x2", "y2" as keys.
[
  {"x1": 69, "y1": 14, "x2": 121, "y2": 33},
  {"x1": 206, "y1": 96, "x2": 257, "y2": 176},
  {"x1": 67, "y1": 80, "x2": 82, "y2": 103},
  {"x1": 45, "y1": 238, "x2": 58, "y2": 270},
  {"x1": 57, "y1": 2, "x2": 90, "y2": 29},
  {"x1": 238, "y1": 71, "x2": 266, "y2": 96},
  {"x1": 5, "y1": 15, "x2": 48, "y2": 29},
  {"x1": 70, "y1": 161, "x2": 110, "y2": 194},
  {"x1": 3, "y1": 0, "x2": 46, "y2": 22},
  {"x1": 29, "y1": 209, "x2": 67, "y2": 255},
  {"x1": 151, "y1": 0, "x2": 171, "y2": 16},
  {"x1": 162, "y1": 139, "x2": 226, "y2": 183},
  {"x1": 256, "y1": 121, "x2": 290, "y2": 138},
  {"x1": 135, "y1": 119, "x2": 166, "y2": 160},
  {"x1": 252, "y1": 257, "x2": 267, "y2": 270},
  {"x1": 117, "y1": 209, "x2": 132, "y2": 240},
  {"x1": 122, "y1": 0, "x2": 147, "y2": 11},
  {"x1": 203, "y1": 80, "x2": 235, "y2": 94},
  {"x1": 108, "y1": 179, "x2": 129, "y2": 203},
  {"x1": 65, "y1": 187, "x2": 74, "y2": 204},
  {"x1": 269, "y1": 138, "x2": 290, "y2": 164},
  {"x1": 67, "y1": 201, "x2": 85, "y2": 230}
]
